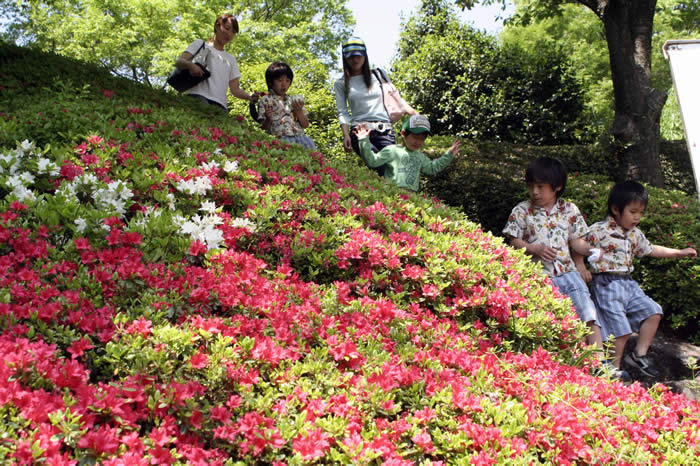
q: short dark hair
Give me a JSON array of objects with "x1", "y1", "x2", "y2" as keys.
[
  {"x1": 607, "y1": 180, "x2": 648, "y2": 217},
  {"x1": 265, "y1": 62, "x2": 294, "y2": 90},
  {"x1": 525, "y1": 157, "x2": 567, "y2": 199}
]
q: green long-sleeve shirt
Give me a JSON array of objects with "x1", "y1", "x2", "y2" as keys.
[{"x1": 358, "y1": 138, "x2": 454, "y2": 191}]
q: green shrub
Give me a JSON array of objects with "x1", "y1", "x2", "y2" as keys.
[{"x1": 422, "y1": 136, "x2": 615, "y2": 235}]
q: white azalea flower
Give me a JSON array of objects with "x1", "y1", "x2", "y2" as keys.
[
  {"x1": 5, "y1": 174, "x2": 24, "y2": 188},
  {"x1": 74, "y1": 217, "x2": 88, "y2": 233},
  {"x1": 19, "y1": 140, "x2": 35, "y2": 153},
  {"x1": 19, "y1": 172, "x2": 35, "y2": 185},
  {"x1": 176, "y1": 179, "x2": 196, "y2": 195},
  {"x1": 230, "y1": 217, "x2": 257, "y2": 233},
  {"x1": 199, "y1": 201, "x2": 218, "y2": 214},
  {"x1": 224, "y1": 160, "x2": 239, "y2": 173},
  {"x1": 37, "y1": 158, "x2": 59, "y2": 176},
  {"x1": 0, "y1": 152, "x2": 14, "y2": 165},
  {"x1": 202, "y1": 160, "x2": 220, "y2": 171},
  {"x1": 193, "y1": 177, "x2": 212, "y2": 195},
  {"x1": 12, "y1": 185, "x2": 36, "y2": 202},
  {"x1": 180, "y1": 220, "x2": 198, "y2": 235}
]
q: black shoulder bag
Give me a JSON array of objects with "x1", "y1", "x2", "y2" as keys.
[{"x1": 167, "y1": 40, "x2": 211, "y2": 92}]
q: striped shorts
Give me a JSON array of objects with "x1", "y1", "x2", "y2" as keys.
[
  {"x1": 590, "y1": 275, "x2": 662, "y2": 338},
  {"x1": 281, "y1": 135, "x2": 316, "y2": 150},
  {"x1": 551, "y1": 271, "x2": 599, "y2": 325}
]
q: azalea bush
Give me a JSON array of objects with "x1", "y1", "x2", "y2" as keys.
[{"x1": 1, "y1": 42, "x2": 699, "y2": 464}]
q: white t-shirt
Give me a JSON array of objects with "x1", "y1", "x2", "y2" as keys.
[
  {"x1": 333, "y1": 74, "x2": 390, "y2": 126},
  {"x1": 184, "y1": 39, "x2": 241, "y2": 108}
]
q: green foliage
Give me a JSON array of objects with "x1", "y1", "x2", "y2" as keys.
[
  {"x1": 423, "y1": 135, "x2": 615, "y2": 235},
  {"x1": 393, "y1": 0, "x2": 591, "y2": 145},
  {"x1": 13, "y1": 0, "x2": 353, "y2": 85},
  {"x1": 497, "y1": 0, "x2": 700, "y2": 142}
]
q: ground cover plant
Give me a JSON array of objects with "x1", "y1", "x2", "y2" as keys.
[{"x1": 1, "y1": 43, "x2": 699, "y2": 464}]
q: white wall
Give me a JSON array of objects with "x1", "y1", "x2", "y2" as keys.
[{"x1": 664, "y1": 40, "x2": 700, "y2": 199}]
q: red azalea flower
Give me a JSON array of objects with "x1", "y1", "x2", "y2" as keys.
[
  {"x1": 67, "y1": 337, "x2": 93, "y2": 359},
  {"x1": 293, "y1": 427, "x2": 331, "y2": 461}
]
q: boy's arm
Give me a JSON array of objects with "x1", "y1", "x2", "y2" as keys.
[
  {"x1": 509, "y1": 237, "x2": 558, "y2": 262},
  {"x1": 292, "y1": 99, "x2": 309, "y2": 129},
  {"x1": 354, "y1": 126, "x2": 393, "y2": 168},
  {"x1": 649, "y1": 245, "x2": 697, "y2": 259},
  {"x1": 572, "y1": 250, "x2": 592, "y2": 283},
  {"x1": 419, "y1": 141, "x2": 459, "y2": 175},
  {"x1": 569, "y1": 237, "x2": 595, "y2": 257}
]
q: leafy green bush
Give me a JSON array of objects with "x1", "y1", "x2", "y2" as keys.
[
  {"x1": 392, "y1": 0, "x2": 591, "y2": 145},
  {"x1": 422, "y1": 136, "x2": 615, "y2": 235}
]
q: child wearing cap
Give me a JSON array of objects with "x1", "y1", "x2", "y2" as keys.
[
  {"x1": 334, "y1": 36, "x2": 417, "y2": 177},
  {"x1": 353, "y1": 114, "x2": 460, "y2": 192}
]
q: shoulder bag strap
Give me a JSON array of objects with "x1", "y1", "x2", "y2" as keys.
[
  {"x1": 371, "y1": 69, "x2": 391, "y2": 121},
  {"x1": 376, "y1": 67, "x2": 391, "y2": 83}
]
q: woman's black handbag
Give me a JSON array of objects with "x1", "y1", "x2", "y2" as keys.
[{"x1": 167, "y1": 40, "x2": 211, "y2": 92}]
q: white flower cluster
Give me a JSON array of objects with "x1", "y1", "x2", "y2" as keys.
[
  {"x1": 59, "y1": 173, "x2": 134, "y2": 216},
  {"x1": 223, "y1": 160, "x2": 239, "y2": 174},
  {"x1": 230, "y1": 217, "x2": 257, "y2": 233},
  {"x1": 175, "y1": 197, "x2": 256, "y2": 252},
  {"x1": 200, "y1": 160, "x2": 220, "y2": 172},
  {"x1": 178, "y1": 213, "x2": 225, "y2": 251},
  {"x1": 175, "y1": 176, "x2": 213, "y2": 196},
  {"x1": 0, "y1": 140, "x2": 60, "y2": 202}
]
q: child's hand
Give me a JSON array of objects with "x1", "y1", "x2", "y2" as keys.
[
  {"x1": 353, "y1": 124, "x2": 371, "y2": 140},
  {"x1": 448, "y1": 139, "x2": 461, "y2": 156},
  {"x1": 531, "y1": 243, "x2": 558, "y2": 262},
  {"x1": 264, "y1": 105, "x2": 273, "y2": 119},
  {"x1": 250, "y1": 91, "x2": 260, "y2": 104},
  {"x1": 576, "y1": 262, "x2": 592, "y2": 283},
  {"x1": 680, "y1": 247, "x2": 697, "y2": 258},
  {"x1": 292, "y1": 98, "x2": 305, "y2": 113}
]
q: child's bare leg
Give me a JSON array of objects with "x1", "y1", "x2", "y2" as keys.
[
  {"x1": 612, "y1": 334, "x2": 629, "y2": 368},
  {"x1": 586, "y1": 322, "x2": 603, "y2": 350},
  {"x1": 635, "y1": 314, "x2": 661, "y2": 356}
]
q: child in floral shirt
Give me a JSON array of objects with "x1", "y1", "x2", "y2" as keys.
[
  {"x1": 585, "y1": 180, "x2": 696, "y2": 378},
  {"x1": 503, "y1": 158, "x2": 605, "y2": 367},
  {"x1": 257, "y1": 62, "x2": 316, "y2": 150}
]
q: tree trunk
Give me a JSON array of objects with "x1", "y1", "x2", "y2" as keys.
[{"x1": 599, "y1": 0, "x2": 666, "y2": 186}]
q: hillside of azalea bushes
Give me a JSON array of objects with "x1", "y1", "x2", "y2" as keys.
[{"x1": 1, "y1": 42, "x2": 699, "y2": 464}]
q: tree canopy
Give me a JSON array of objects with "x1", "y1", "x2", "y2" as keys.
[
  {"x1": 455, "y1": 0, "x2": 700, "y2": 185},
  {"x1": 392, "y1": 0, "x2": 589, "y2": 145},
  {"x1": 3, "y1": 0, "x2": 353, "y2": 85},
  {"x1": 499, "y1": 0, "x2": 700, "y2": 141}
]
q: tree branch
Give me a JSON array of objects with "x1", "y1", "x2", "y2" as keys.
[{"x1": 578, "y1": 0, "x2": 607, "y2": 19}]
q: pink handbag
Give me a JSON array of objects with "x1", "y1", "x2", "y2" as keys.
[{"x1": 372, "y1": 69, "x2": 411, "y2": 123}]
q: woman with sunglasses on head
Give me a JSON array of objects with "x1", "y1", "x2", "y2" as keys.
[{"x1": 333, "y1": 37, "x2": 417, "y2": 177}]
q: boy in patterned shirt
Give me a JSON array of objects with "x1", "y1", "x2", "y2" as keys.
[
  {"x1": 585, "y1": 180, "x2": 696, "y2": 378},
  {"x1": 503, "y1": 158, "x2": 605, "y2": 364}
]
